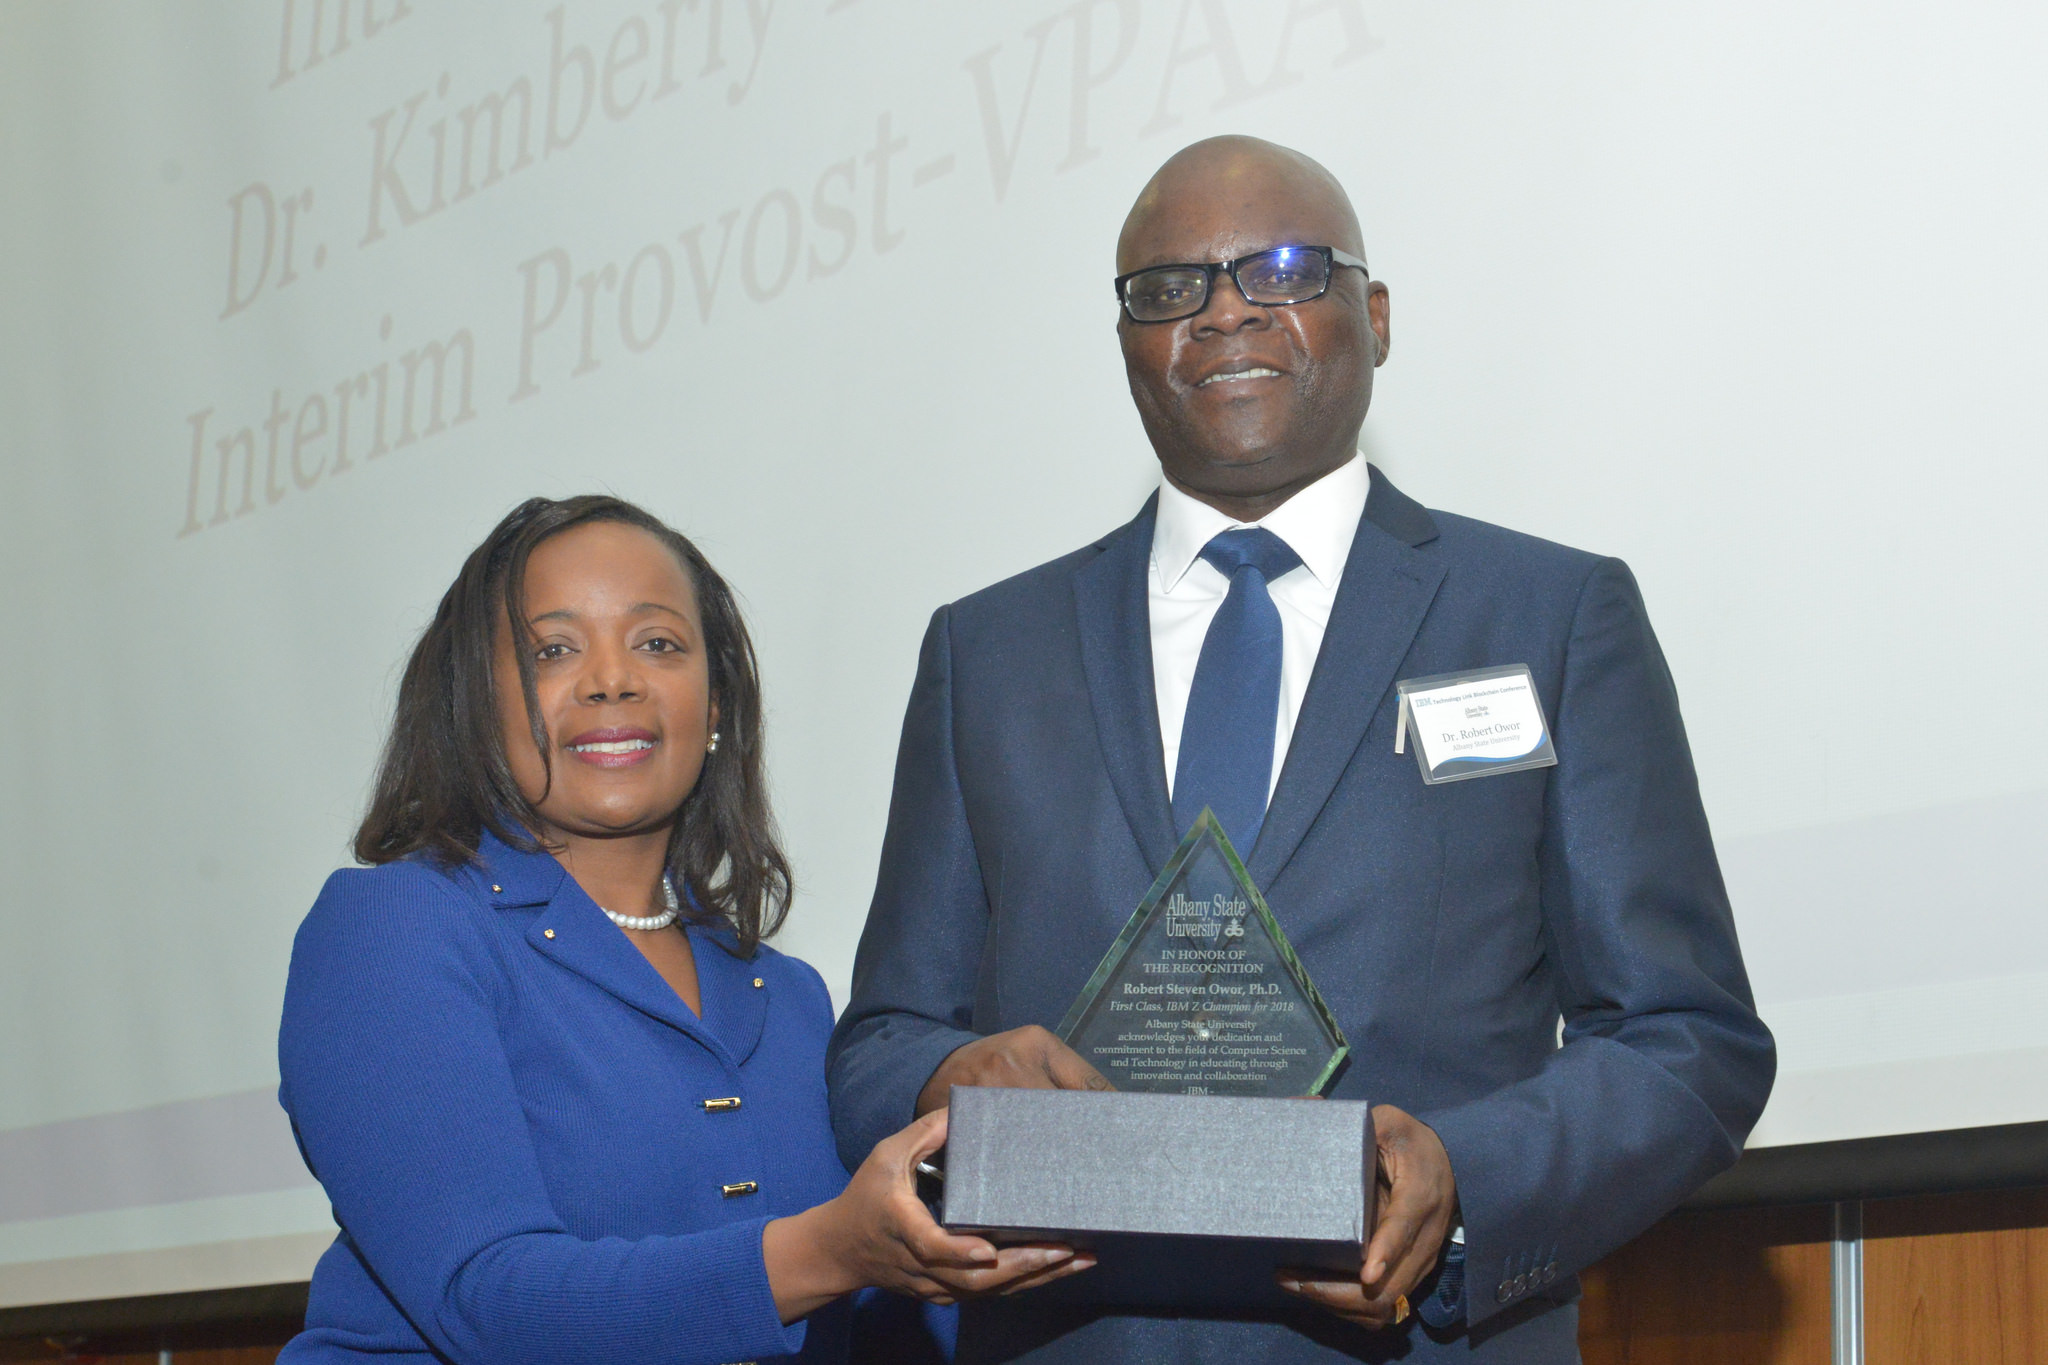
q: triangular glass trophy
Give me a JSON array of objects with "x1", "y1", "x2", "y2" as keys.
[{"x1": 1056, "y1": 809, "x2": 1349, "y2": 1096}]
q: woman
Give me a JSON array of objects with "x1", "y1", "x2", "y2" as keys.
[{"x1": 277, "y1": 495, "x2": 1087, "y2": 1365}]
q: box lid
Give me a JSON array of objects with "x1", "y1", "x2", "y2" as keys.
[{"x1": 941, "y1": 1087, "x2": 1372, "y2": 1245}]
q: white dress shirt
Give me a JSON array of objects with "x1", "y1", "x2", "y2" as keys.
[{"x1": 1149, "y1": 452, "x2": 1370, "y2": 801}]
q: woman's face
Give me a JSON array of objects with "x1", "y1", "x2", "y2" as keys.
[{"x1": 494, "y1": 521, "x2": 717, "y2": 844}]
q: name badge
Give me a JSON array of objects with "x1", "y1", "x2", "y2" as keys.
[{"x1": 1395, "y1": 665, "x2": 1558, "y2": 785}]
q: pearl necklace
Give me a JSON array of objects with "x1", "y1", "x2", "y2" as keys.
[{"x1": 602, "y1": 875, "x2": 680, "y2": 932}]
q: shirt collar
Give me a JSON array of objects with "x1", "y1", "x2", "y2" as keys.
[{"x1": 1150, "y1": 451, "x2": 1369, "y2": 593}]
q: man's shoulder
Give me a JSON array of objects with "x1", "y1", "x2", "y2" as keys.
[
  {"x1": 943, "y1": 510, "x2": 1144, "y2": 624},
  {"x1": 1361, "y1": 465, "x2": 1611, "y2": 593},
  {"x1": 1422, "y1": 505, "x2": 1610, "y2": 585},
  {"x1": 932, "y1": 487, "x2": 1617, "y2": 626}
]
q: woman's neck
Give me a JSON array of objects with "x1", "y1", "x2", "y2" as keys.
[{"x1": 545, "y1": 826, "x2": 674, "y2": 917}]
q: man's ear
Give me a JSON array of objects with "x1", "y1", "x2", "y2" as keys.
[{"x1": 1368, "y1": 283, "x2": 1392, "y2": 367}]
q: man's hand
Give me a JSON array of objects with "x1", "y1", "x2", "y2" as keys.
[
  {"x1": 915, "y1": 1025, "x2": 1113, "y2": 1115},
  {"x1": 1277, "y1": 1104, "x2": 1457, "y2": 1329}
]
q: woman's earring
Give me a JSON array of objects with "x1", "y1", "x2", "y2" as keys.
[{"x1": 706, "y1": 731, "x2": 720, "y2": 754}]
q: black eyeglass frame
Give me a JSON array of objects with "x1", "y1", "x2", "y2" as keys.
[{"x1": 1113, "y1": 245, "x2": 1371, "y2": 323}]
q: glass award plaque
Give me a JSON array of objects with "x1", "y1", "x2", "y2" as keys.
[{"x1": 1056, "y1": 809, "x2": 1349, "y2": 1096}]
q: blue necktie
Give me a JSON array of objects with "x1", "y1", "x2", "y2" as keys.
[{"x1": 1172, "y1": 527, "x2": 1303, "y2": 853}]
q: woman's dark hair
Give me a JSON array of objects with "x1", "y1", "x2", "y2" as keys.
[{"x1": 355, "y1": 494, "x2": 791, "y2": 952}]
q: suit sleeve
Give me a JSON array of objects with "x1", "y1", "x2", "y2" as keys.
[
  {"x1": 827, "y1": 605, "x2": 993, "y2": 1170},
  {"x1": 1419, "y1": 558, "x2": 1776, "y2": 1327},
  {"x1": 278, "y1": 866, "x2": 808, "y2": 1365}
]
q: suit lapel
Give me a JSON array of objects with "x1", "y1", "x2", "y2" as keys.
[
  {"x1": 1073, "y1": 497, "x2": 1178, "y2": 874},
  {"x1": 691, "y1": 927, "x2": 766, "y2": 1066},
  {"x1": 525, "y1": 878, "x2": 737, "y2": 1064},
  {"x1": 1250, "y1": 467, "x2": 1445, "y2": 888}
]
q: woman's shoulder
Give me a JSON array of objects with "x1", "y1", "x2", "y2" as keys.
[
  {"x1": 307, "y1": 854, "x2": 487, "y2": 925},
  {"x1": 280, "y1": 855, "x2": 514, "y2": 1071},
  {"x1": 292, "y1": 854, "x2": 499, "y2": 974}
]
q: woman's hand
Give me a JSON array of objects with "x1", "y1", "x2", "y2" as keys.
[{"x1": 762, "y1": 1108, "x2": 1095, "y2": 1321}]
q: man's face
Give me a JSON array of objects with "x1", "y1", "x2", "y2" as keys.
[{"x1": 1117, "y1": 163, "x2": 1390, "y2": 506}]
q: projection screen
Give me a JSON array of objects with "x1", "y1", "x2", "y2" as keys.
[{"x1": 3, "y1": 0, "x2": 2044, "y2": 1310}]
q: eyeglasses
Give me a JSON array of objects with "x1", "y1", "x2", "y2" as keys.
[{"x1": 1114, "y1": 245, "x2": 1369, "y2": 324}]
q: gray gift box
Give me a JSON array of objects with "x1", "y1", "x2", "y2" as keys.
[{"x1": 939, "y1": 1086, "x2": 1374, "y2": 1309}]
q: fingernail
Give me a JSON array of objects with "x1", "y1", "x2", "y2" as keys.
[{"x1": 972, "y1": 1246, "x2": 997, "y2": 1263}]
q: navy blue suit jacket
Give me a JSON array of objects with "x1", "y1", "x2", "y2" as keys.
[
  {"x1": 826, "y1": 470, "x2": 1774, "y2": 1363},
  {"x1": 278, "y1": 831, "x2": 854, "y2": 1365}
]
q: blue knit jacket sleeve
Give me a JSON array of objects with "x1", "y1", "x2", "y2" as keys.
[{"x1": 278, "y1": 862, "x2": 808, "y2": 1365}]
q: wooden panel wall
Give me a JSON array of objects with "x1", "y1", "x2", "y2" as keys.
[
  {"x1": 1582, "y1": 1187, "x2": 2048, "y2": 1364},
  {"x1": 1864, "y1": 1187, "x2": 2048, "y2": 1365},
  {"x1": 3, "y1": 1190, "x2": 2044, "y2": 1364},
  {"x1": 0, "y1": 1334, "x2": 292, "y2": 1365},
  {"x1": 1580, "y1": 1204, "x2": 1834, "y2": 1365}
]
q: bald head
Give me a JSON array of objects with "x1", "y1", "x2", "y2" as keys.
[
  {"x1": 1113, "y1": 136, "x2": 1389, "y2": 523},
  {"x1": 1117, "y1": 136, "x2": 1363, "y2": 273}
]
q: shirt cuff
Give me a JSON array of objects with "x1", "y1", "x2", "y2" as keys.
[{"x1": 1414, "y1": 1236, "x2": 1467, "y2": 1330}]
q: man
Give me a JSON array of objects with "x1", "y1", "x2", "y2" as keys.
[{"x1": 827, "y1": 136, "x2": 1774, "y2": 1363}]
